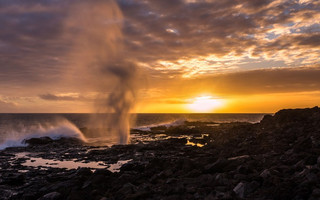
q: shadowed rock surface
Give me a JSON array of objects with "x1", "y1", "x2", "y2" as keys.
[{"x1": 1, "y1": 107, "x2": 320, "y2": 199}]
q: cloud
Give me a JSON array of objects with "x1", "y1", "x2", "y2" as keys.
[
  {"x1": 118, "y1": 0, "x2": 320, "y2": 77},
  {"x1": 0, "y1": 1, "x2": 70, "y2": 91},
  {"x1": 0, "y1": 0, "x2": 319, "y2": 112},
  {"x1": 39, "y1": 93, "x2": 90, "y2": 101},
  {"x1": 0, "y1": 98, "x2": 18, "y2": 112},
  {"x1": 164, "y1": 99, "x2": 189, "y2": 104},
  {"x1": 1, "y1": 0, "x2": 319, "y2": 83},
  {"x1": 143, "y1": 64, "x2": 320, "y2": 97},
  {"x1": 181, "y1": 65, "x2": 320, "y2": 95},
  {"x1": 0, "y1": 99, "x2": 16, "y2": 106}
]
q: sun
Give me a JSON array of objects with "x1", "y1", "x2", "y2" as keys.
[{"x1": 187, "y1": 95, "x2": 224, "y2": 113}]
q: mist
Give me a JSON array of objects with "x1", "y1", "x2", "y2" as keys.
[{"x1": 64, "y1": 0, "x2": 138, "y2": 144}]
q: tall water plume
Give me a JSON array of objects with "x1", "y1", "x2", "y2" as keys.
[{"x1": 65, "y1": 0, "x2": 137, "y2": 144}]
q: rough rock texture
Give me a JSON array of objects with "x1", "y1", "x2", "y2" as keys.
[{"x1": 1, "y1": 107, "x2": 320, "y2": 199}]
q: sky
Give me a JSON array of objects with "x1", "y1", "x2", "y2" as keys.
[{"x1": 0, "y1": 0, "x2": 320, "y2": 113}]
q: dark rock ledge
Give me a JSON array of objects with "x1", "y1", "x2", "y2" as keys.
[{"x1": 1, "y1": 107, "x2": 320, "y2": 200}]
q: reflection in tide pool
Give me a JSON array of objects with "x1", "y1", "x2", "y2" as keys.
[
  {"x1": 186, "y1": 140, "x2": 205, "y2": 147},
  {"x1": 15, "y1": 153, "x2": 131, "y2": 173},
  {"x1": 185, "y1": 134, "x2": 208, "y2": 147}
]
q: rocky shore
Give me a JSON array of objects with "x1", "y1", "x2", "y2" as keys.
[{"x1": 1, "y1": 107, "x2": 320, "y2": 200}]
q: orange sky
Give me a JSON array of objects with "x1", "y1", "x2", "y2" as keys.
[{"x1": 0, "y1": 0, "x2": 320, "y2": 113}]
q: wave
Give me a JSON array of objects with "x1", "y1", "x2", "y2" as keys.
[
  {"x1": 133, "y1": 119, "x2": 186, "y2": 131},
  {"x1": 0, "y1": 120, "x2": 87, "y2": 150}
]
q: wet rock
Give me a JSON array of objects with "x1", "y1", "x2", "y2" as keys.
[
  {"x1": 214, "y1": 173, "x2": 229, "y2": 186},
  {"x1": 233, "y1": 182, "x2": 245, "y2": 198},
  {"x1": 22, "y1": 192, "x2": 40, "y2": 200},
  {"x1": 159, "y1": 169, "x2": 173, "y2": 177},
  {"x1": 120, "y1": 162, "x2": 145, "y2": 172},
  {"x1": 120, "y1": 163, "x2": 135, "y2": 171},
  {"x1": 305, "y1": 172, "x2": 318, "y2": 184},
  {"x1": 76, "y1": 167, "x2": 92, "y2": 177},
  {"x1": 24, "y1": 137, "x2": 83, "y2": 147},
  {"x1": 237, "y1": 165, "x2": 251, "y2": 175},
  {"x1": 116, "y1": 183, "x2": 137, "y2": 196},
  {"x1": 184, "y1": 169, "x2": 202, "y2": 178},
  {"x1": 317, "y1": 156, "x2": 320, "y2": 167},
  {"x1": 294, "y1": 138, "x2": 312, "y2": 152},
  {"x1": 125, "y1": 190, "x2": 150, "y2": 200},
  {"x1": 166, "y1": 126, "x2": 200, "y2": 135},
  {"x1": 198, "y1": 174, "x2": 214, "y2": 187},
  {"x1": 233, "y1": 181, "x2": 260, "y2": 198},
  {"x1": 1, "y1": 107, "x2": 320, "y2": 200},
  {"x1": 260, "y1": 114, "x2": 273, "y2": 125},
  {"x1": 166, "y1": 178, "x2": 177, "y2": 184},
  {"x1": 82, "y1": 169, "x2": 112, "y2": 189},
  {"x1": 25, "y1": 137, "x2": 54, "y2": 146},
  {"x1": 204, "y1": 158, "x2": 230, "y2": 173},
  {"x1": 0, "y1": 189, "x2": 14, "y2": 199},
  {"x1": 150, "y1": 125, "x2": 167, "y2": 131},
  {"x1": 246, "y1": 181, "x2": 260, "y2": 195},
  {"x1": 228, "y1": 155, "x2": 250, "y2": 161},
  {"x1": 38, "y1": 192, "x2": 62, "y2": 200},
  {"x1": 312, "y1": 188, "x2": 320, "y2": 197},
  {"x1": 233, "y1": 173, "x2": 248, "y2": 181},
  {"x1": 2, "y1": 172, "x2": 25, "y2": 186},
  {"x1": 94, "y1": 168, "x2": 113, "y2": 176},
  {"x1": 67, "y1": 189, "x2": 87, "y2": 200},
  {"x1": 260, "y1": 169, "x2": 271, "y2": 178},
  {"x1": 273, "y1": 181, "x2": 296, "y2": 199}
]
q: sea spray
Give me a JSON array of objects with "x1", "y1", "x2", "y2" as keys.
[
  {"x1": 134, "y1": 119, "x2": 186, "y2": 132},
  {"x1": 0, "y1": 119, "x2": 86, "y2": 150},
  {"x1": 64, "y1": 0, "x2": 137, "y2": 144},
  {"x1": 102, "y1": 62, "x2": 137, "y2": 144}
]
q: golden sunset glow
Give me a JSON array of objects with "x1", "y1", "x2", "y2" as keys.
[
  {"x1": 186, "y1": 96, "x2": 225, "y2": 113},
  {"x1": 0, "y1": 0, "x2": 319, "y2": 113}
]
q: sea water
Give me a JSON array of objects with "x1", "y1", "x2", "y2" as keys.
[
  {"x1": 0, "y1": 113, "x2": 266, "y2": 149},
  {"x1": 0, "y1": 113, "x2": 266, "y2": 170}
]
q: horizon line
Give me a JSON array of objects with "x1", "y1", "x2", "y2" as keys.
[{"x1": 0, "y1": 112, "x2": 273, "y2": 114}]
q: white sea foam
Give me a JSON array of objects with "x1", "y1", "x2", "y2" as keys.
[
  {"x1": 134, "y1": 119, "x2": 186, "y2": 131},
  {"x1": 0, "y1": 120, "x2": 86, "y2": 150}
]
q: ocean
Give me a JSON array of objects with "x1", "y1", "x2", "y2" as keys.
[{"x1": 0, "y1": 113, "x2": 266, "y2": 149}]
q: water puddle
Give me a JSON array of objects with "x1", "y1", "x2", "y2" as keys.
[
  {"x1": 131, "y1": 133, "x2": 208, "y2": 147},
  {"x1": 185, "y1": 134, "x2": 208, "y2": 147},
  {"x1": 14, "y1": 152, "x2": 131, "y2": 172},
  {"x1": 108, "y1": 160, "x2": 132, "y2": 172},
  {"x1": 207, "y1": 124, "x2": 220, "y2": 127},
  {"x1": 194, "y1": 134, "x2": 209, "y2": 139},
  {"x1": 85, "y1": 147, "x2": 109, "y2": 153},
  {"x1": 186, "y1": 140, "x2": 205, "y2": 147},
  {"x1": 130, "y1": 133, "x2": 179, "y2": 143}
]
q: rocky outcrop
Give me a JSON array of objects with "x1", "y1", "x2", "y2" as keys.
[{"x1": 1, "y1": 107, "x2": 320, "y2": 199}]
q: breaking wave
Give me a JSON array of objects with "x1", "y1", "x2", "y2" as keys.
[
  {"x1": 0, "y1": 120, "x2": 86, "y2": 150},
  {"x1": 134, "y1": 119, "x2": 186, "y2": 131}
]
